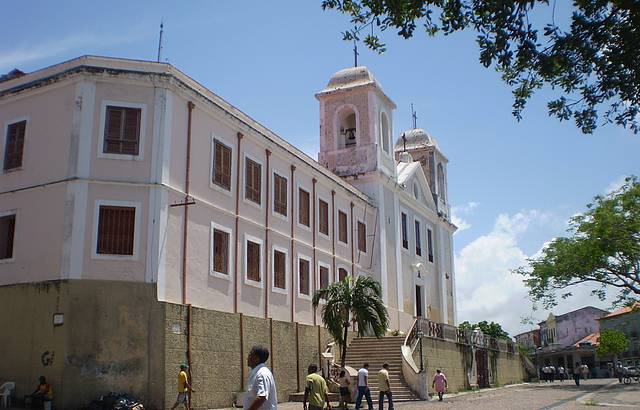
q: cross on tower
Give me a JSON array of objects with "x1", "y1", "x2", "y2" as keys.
[{"x1": 411, "y1": 103, "x2": 418, "y2": 129}]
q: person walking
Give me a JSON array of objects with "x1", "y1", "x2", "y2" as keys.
[
  {"x1": 581, "y1": 364, "x2": 589, "y2": 380},
  {"x1": 573, "y1": 363, "x2": 581, "y2": 386},
  {"x1": 432, "y1": 369, "x2": 447, "y2": 402},
  {"x1": 244, "y1": 345, "x2": 277, "y2": 410},
  {"x1": 337, "y1": 370, "x2": 352, "y2": 409},
  {"x1": 355, "y1": 363, "x2": 373, "y2": 410},
  {"x1": 558, "y1": 366, "x2": 566, "y2": 382},
  {"x1": 171, "y1": 364, "x2": 193, "y2": 410},
  {"x1": 303, "y1": 364, "x2": 331, "y2": 410},
  {"x1": 377, "y1": 363, "x2": 393, "y2": 410}
]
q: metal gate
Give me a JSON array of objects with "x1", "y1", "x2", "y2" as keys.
[{"x1": 476, "y1": 348, "x2": 490, "y2": 388}]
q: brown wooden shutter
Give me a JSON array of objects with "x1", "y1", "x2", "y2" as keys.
[
  {"x1": 299, "y1": 259, "x2": 309, "y2": 295},
  {"x1": 122, "y1": 107, "x2": 141, "y2": 155},
  {"x1": 213, "y1": 141, "x2": 232, "y2": 190},
  {"x1": 245, "y1": 159, "x2": 261, "y2": 204},
  {"x1": 338, "y1": 268, "x2": 348, "y2": 282},
  {"x1": 274, "y1": 174, "x2": 287, "y2": 216},
  {"x1": 319, "y1": 199, "x2": 329, "y2": 235},
  {"x1": 338, "y1": 211, "x2": 347, "y2": 243},
  {"x1": 274, "y1": 250, "x2": 286, "y2": 289},
  {"x1": 357, "y1": 221, "x2": 366, "y2": 253},
  {"x1": 415, "y1": 220, "x2": 422, "y2": 256},
  {"x1": 97, "y1": 206, "x2": 135, "y2": 255},
  {"x1": 3, "y1": 121, "x2": 26, "y2": 171},
  {"x1": 213, "y1": 229, "x2": 229, "y2": 274},
  {"x1": 103, "y1": 106, "x2": 140, "y2": 155},
  {"x1": 247, "y1": 241, "x2": 261, "y2": 281},
  {"x1": 319, "y1": 266, "x2": 329, "y2": 290},
  {"x1": 299, "y1": 189, "x2": 310, "y2": 227},
  {"x1": 0, "y1": 214, "x2": 15, "y2": 259}
]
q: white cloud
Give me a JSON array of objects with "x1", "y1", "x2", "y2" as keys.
[
  {"x1": 451, "y1": 201, "x2": 480, "y2": 234},
  {"x1": 454, "y1": 210, "x2": 613, "y2": 337}
]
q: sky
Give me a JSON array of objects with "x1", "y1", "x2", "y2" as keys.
[{"x1": 2, "y1": 1, "x2": 638, "y2": 336}]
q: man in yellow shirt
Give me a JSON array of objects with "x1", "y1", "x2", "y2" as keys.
[
  {"x1": 377, "y1": 363, "x2": 394, "y2": 410},
  {"x1": 172, "y1": 364, "x2": 193, "y2": 410},
  {"x1": 303, "y1": 364, "x2": 332, "y2": 410}
]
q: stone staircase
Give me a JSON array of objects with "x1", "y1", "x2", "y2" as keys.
[{"x1": 344, "y1": 336, "x2": 420, "y2": 402}]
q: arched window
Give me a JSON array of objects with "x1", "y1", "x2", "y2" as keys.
[
  {"x1": 338, "y1": 267, "x2": 349, "y2": 282},
  {"x1": 413, "y1": 181, "x2": 421, "y2": 201},
  {"x1": 380, "y1": 112, "x2": 390, "y2": 154},
  {"x1": 337, "y1": 107, "x2": 357, "y2": 149},
  {"x1": 437, "y1": 163, "x2": 446, "y2": 201}
]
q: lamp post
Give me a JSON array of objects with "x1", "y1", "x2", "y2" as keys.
[{"x1": 417, "y1": 329, "x2": 425, "y2": 372}]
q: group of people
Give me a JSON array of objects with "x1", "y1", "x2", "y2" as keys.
[
  {"x1": 539, "y1": 363, "x2": 589, "y2": 386},
  {"x1": 172, "y1": 346, "x2": 449, "y2": 410}
]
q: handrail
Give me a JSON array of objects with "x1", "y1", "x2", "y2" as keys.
[{"x1": 401, "y1": 318, "x2": 428, "y2": 399}]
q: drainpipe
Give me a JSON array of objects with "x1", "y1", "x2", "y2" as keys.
[
  {"x1": 183, "y1": 101, "x2": 195, "y2": 408},
  {"x1": 234, "y1": 132, "x2": 243, "y2": 313},
  {"x1": 290, "y1": 165, "x2": 296, "y2": 323},
  {"x1": 264, "y1": 149, "x2": 271, "y2": 318},
  {"x1": 331, "y1": 190, "x2": 336, "y2": 283},
  {"x1": 312, "y1": 178, "x2": 317, "y2": 326}
]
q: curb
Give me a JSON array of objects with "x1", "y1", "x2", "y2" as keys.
[{"x1": 434, "y1": 382, "x2": 530, "y2": 401}]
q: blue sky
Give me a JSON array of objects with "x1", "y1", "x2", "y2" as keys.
[{"x1": 2, "y1": 1, "x2": 638, "y2": 335}]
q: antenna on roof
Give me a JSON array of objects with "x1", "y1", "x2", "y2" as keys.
[
  {"x1": 157, "y1": 20, "x2": 164, "y2": 62},
  {"x1": 411, "y1": 103, "x2": 418, "y2": 129}
]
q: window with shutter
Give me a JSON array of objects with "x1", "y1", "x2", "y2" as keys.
[
  {"x1": 213, "y1": 228, "x2": 229, "y2": 275},
  {"x1": 212, "y1": 140, "x2": 232, "y2": 190},
  {"x1": 318, "y1": 199, "x2": 329, "y2": 235},
  {"x1": 3, "y1": 120, "x2": 26, "y2": 171},
  {"x1": 338, "y1": 211, "x2": 348, "y2": 243},
  {"x1": 0, "y1": 213, "x2": 16, "y2": 259},
  {"x1": 103, "y1": 106, "x2": 141, "y2": 155},
  {"x1": 415, "y1": 220, "x2": 422, "y2": 256},
  {"x1": 401, "y1": 212, "x2": 408, "y2": 249},
  {"x1": 273, "y1": 249, "x2": 286, "y2": 289},
  {"x1": 246, "y1": 240, "x2": 261, "y2": 282},
  {"x1": 245, "y1": 158, "x2": 262, "y2": 204},
  {"x1": 357, "y1": 221, "x2": 366, "y2": 253},
  {"x1": 273, "y1": 173, "x2": 287, "y2": 216},
  {"x1": 319, "y1": 265, "x2": 329, "y2": 290},
  {"x1": 299, "y1": 188, "x2": 310, "y2": 227},
  {"x1": 338, "y1": 268, "x2": 348, "y2": 282},
  {"x1": 299, "y1": 258, "x2": 310, "y2": 295},
  {"x1": 427, "y1": 229, "x2": 434, "y2": 262},
  {"x1": 97, "y1": 206, "x2": 136, "y2": 255}
]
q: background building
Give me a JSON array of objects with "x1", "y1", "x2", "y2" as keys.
[{"x1": 599, "y1": 302, "x2": 640, "y2": 367}]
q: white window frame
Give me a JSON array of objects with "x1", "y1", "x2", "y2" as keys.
[
  {"x1": 271, "y1": 169, "x2": 289, "y2": 221},
  {"x1": 0, "y1": 209, "x2": 17, "y2": 263},
  {"x1": 209, "y1": 221, "x2": 232, "y2": 279},
  {"x1": 271, "y1": 245, "x2": 289, "y2": 294},
  {"x1": 316, "y1": 260, "x2": 332, "y2": 293},
  {"x1": 2, "y1": 116, "x2": 29, "y2": 173},
  {"x1": 296, "y1": 182, "x2": 312, "y2": 231},
  {"x1": 356, "y1": 218, "x2": 368, "y2": 255},
  {"x1": 336, "y1": 264, "x2": 351, "y2": 283},
  {"x1": 336, "y1": 206, "x2": 349, "y2": 247},
  {"x1": 297, "y1": 253, "x2": 313, "y2": 300},
  {"x1": 243, "y1": 233, "x2": 263, "y2": 288},
  {"x1": 98, "y1": 100, "x2": 147, "y2": 161},
  {"x1": 400, "y1": 207, "x2": 410, "y2": 253},
  {"x1": 209, "y1": 135, "x2": 234, "y2": 196},
  {"x1": 317, "y1": 194, "x2": 330, "y2": 240},
  {"x1": 380, "y1": 111, "x2": 391, "y2": 155},
  {"x1": 91, "y1": 199, "x2": 142, "y2": 261},
  {"x1": 243, "y1": 153, "x2": 263, "y2": 210}
]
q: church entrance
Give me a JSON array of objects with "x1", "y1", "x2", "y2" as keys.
[
  {"x1": 476, "y1": 349, "x2": 490, "y2": 388},
  {"x1": 415, "y1": 285, "x2": 423, "y2": 317}
]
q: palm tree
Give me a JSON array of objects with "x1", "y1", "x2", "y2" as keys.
[{"x1": 312, "y1": 275, "x2": 389, "y2": 369}]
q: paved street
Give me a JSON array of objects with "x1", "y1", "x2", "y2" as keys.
[{"x1": 222, "y1": 379, "x2": 640, "y2": 410}]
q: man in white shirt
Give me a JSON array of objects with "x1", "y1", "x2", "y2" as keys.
[
  {"x1": 243, "y1": 345, "x2": 278, "y2": 410},
  {"x1": 355, "y1": 363, "x2": 373, "y2": 410}
]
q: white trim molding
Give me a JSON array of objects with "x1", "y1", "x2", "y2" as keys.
[
  {"x1": 209, "y1": 135, "x2": 234, "y2": 197},
  {"x1": 97, "y1": 100, "x2": 147, "y2": 161},
  {"x1": 296, "y1": 182, "x2": 312, "y2": 231},
  {"x1": 243, "y1": 233, "x2": 264, "y2": 288},
  {"x1": 316, "y1": 260, "x2": 332, "y2": 292},
  {"x1": 271, "y1": 169, "x2": 290, "y2": 221},
  {"x1": 242, "y1": 153, "x2": 264, "y2": 210},
  {"x1": 91, "y1": 199, "x2": 142, "y2": 261},
  {"x1": 297, "y1": 253, "x2": 313, "y2": 300},
  {"x1": 271, "y1": 245, "x2": 289, "y2": 294}
]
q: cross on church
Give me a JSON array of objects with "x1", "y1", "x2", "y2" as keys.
[
  {"x1": 353, "y1": 39, "x2": 359, "y2": 67},
  {"x1": 411, "y1": 103, "x2": 418, "y2": 129}
]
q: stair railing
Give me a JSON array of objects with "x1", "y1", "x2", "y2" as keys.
[{"x1": 401, "y1": 318, "x2": 429, "y2": 399}]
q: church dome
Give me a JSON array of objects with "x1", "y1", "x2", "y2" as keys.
[
  {"x1": 320, "y1": 66, "x2": 379, "y2": 93},
  {"x1": 394, "y1": 128, "x2": 439, "y2": 152}
]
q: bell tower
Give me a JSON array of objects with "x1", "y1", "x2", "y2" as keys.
[{"x1": 316, "y1": 66, "x2": 397, "y2": 178}]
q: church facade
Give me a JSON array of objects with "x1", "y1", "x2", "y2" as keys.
[{"x1": 0, "y1": 56, "x2": 456, "y2": 331}]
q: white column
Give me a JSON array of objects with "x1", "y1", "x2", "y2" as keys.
[
  {"x1": 393, "y1": 193, "x2": 404, "y2": 312},
  {"x1": 377, "y1": 183, "x2": 388, "y2": 305}
]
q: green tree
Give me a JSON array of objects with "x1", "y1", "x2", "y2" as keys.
[
  {"x1": 458, "y1": 320, "x2": 510, "y2": 339},
  {"x1": 312, "y1": 275, "x2": 389, "y2": 368},
  {"x1": 321, "y1": 1, "x2": 640, "y2": 134},
  {"x1": 597, "y1": 329, "x2": 630, "y2": 361},
  {"x1": 515, "y1": 176, "x2": 640, "y2": 308}
]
